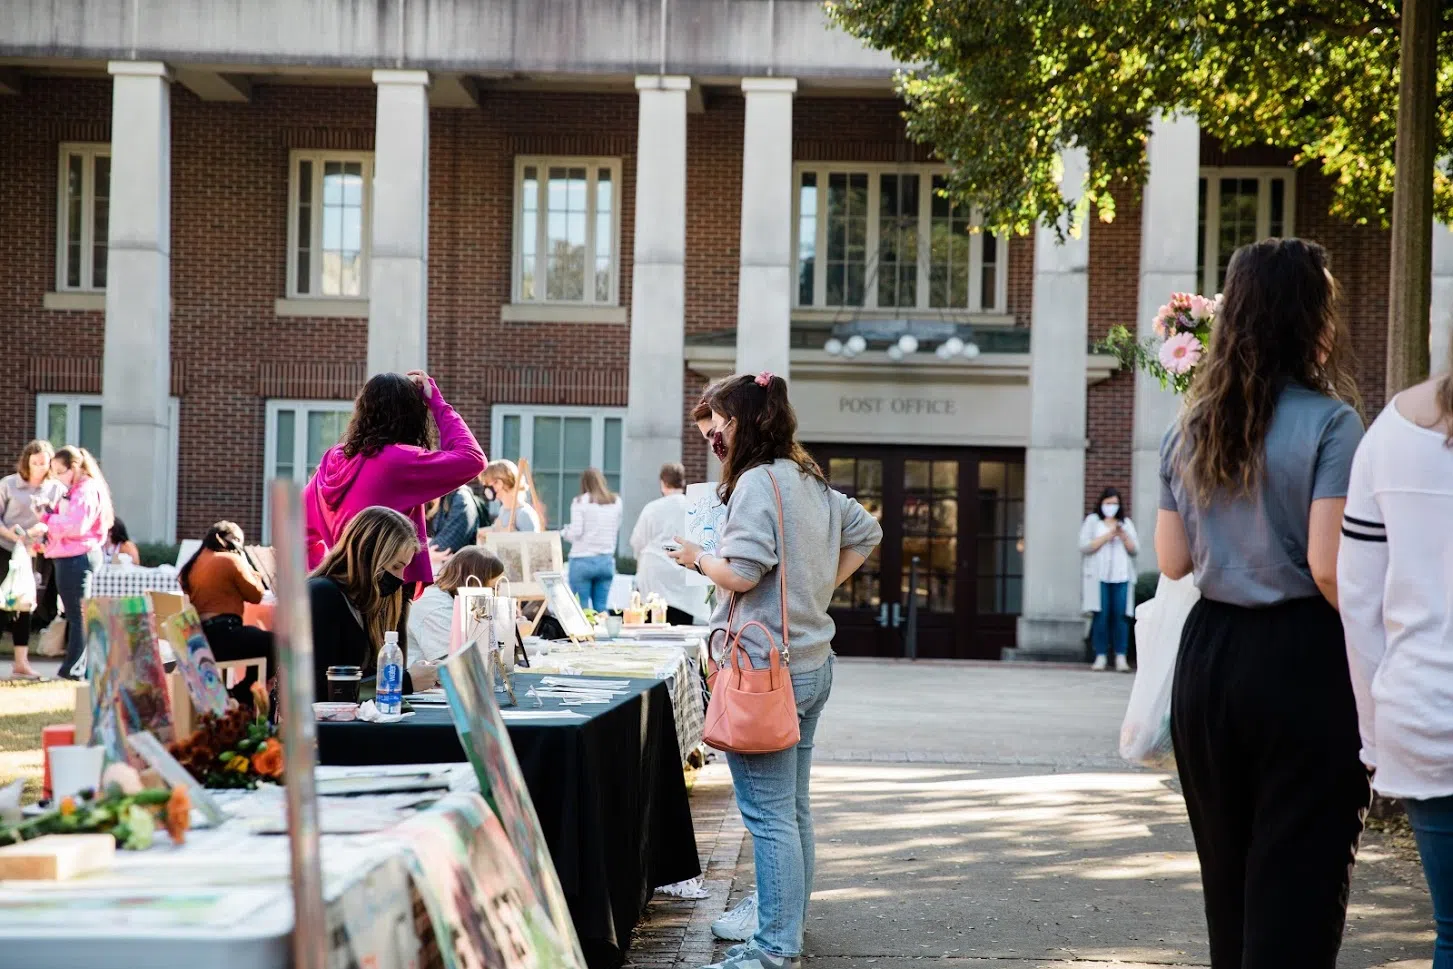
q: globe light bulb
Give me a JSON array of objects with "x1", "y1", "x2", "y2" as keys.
[
  {"x1": 886, "y1": 344, "x2": 905, "y2": 362},
  {"x1": 962, "y1": 341, "x2": 982, "y2": 359},
  {"x1": 846, "y1": 334, "x2": 867, "y2": 355},
  {"x1": 935, "y1": 343, "x2": 953, "y2": 360},
  {"x1": 944, "y1": 336, "x2": 965, "y2": 356},
  {"x1": 824, "y1": 338, "x2": 844, "y2": 356},
  {"x1": 897, "y1": 334, "x2": 919, "y2": 354}
]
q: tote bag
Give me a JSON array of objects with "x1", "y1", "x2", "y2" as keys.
[
  {"x1": 0, "y1": 541, "x2": 37, "y2": 613},
  {"x1": 1118, "y1": 572, "x2": 1199, "y2": 768}
]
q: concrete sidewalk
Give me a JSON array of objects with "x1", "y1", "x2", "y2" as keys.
[{"x1": 630, "y1": 659, "x2": 1434, "y2": 969}]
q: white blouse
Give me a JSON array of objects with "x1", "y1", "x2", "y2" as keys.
[
  {"x1": 1079, "y1": 514, "x2": 1138, "y2": 614},
  {"x1": 1339, "y1": 401, "x2": 1453, "y2": 800},
  {"x1": 561, "y1": 495, "x2": 623, "y2": 558},
  {"x1": 406, "y1": 584, "x2": 455, "y2": 664}
]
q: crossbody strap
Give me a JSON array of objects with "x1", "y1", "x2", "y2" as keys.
[{"x1": 711, "y1": 467, "x2": 793, "y2": 665}]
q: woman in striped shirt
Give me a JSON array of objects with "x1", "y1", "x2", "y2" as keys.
[{"x1": 562, "y1": 468, "x2": 623, "y2": 611}]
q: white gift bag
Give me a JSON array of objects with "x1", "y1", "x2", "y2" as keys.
[
  {"x1": 0, "y1": 541, "x2": 37, "y2": 613},
  {"x1": 1119, "y1": 573, "x2": 1200, "y2": 769}
]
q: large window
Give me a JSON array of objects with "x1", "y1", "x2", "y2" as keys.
[
  {"x1": 56, "y1": 144, "x2": 111, "y2": 292},
  {"x1": 262, "y1": 400, "x2": 353, "y2": 539},
  {"x1": 490, "y1": 406, "x2": 625, "y2": 535},
  {"x1": 35, "y1": 393, "x2": 180, "y2": 544},
  {"x1": 513, "y1": 158, "x2": 622, "y2": 306},
  {"x1": 1198, "y1": 169, "x2": 1295, "y2": 294},
  {"x1": 287, "y1": 151, "x2": 373, "y2": 298},
  {"x1": 794, "y1": 165, "x2": 1007, "y2": 314}
]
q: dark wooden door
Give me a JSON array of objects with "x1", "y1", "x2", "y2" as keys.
[{"x1": 810, "y1": 445, "x2": 1024, "y2": 660}]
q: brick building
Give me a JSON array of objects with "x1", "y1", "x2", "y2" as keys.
[{"x1": 0, "y1": 0, "x2": 1420, "y2": 660}]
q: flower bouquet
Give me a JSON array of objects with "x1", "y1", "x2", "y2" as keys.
[
  {"x1": 167, "y1": 683, "x2": 284, "y2": 790},
  {"x1": 0, "y1": 763, "x2": 190, "y2": 849},
  {"x1": 1098, "y1": 292, "x2": 1221, "y2": 395}
]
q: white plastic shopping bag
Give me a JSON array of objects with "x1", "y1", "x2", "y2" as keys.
[
  {"x1": 0, "y1": 540, "x2": 37, "y2": 613},
  {"x1": 1119, "y1": 573, "x2": 1200, "y2": 769}
]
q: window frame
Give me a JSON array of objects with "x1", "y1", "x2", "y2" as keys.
[
  {"x1": 1198, "y1": 167, "x2": 1297, "y2": 295},
  {"x1": 55, "y1": 143, "x2": 111, "y2": 293},
  {"x1": 511, "y1": 156, "x2": 624, "y2": 308},
  {"x1": 286, "y1": 150, "x2": 375, "y2": 300},
  {"x1": 488, "y1": 404, "x2": 628, "y2": 539},
  {"x1": 34, "y1": 392, "x2": 181, "y2": 544},
  {"x1": 791, "y1": 162, "x2": 1009, "y2": 315},
  {"x1": 262, "y1": 398, "x2": 355, "y2": 541}
]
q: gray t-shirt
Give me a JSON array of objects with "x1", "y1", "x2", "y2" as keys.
[{"x1": 1160, "y1": 383, "x2": 1364, "y2": 607}]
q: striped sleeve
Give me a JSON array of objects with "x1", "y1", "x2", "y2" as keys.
[{"x1": 1337, "y1": 431, "x2": 1388, "y2": 769}]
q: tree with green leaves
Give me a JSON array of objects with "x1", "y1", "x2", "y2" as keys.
[{"x1": 826, "y1": 0, "x2": 1449, "y2": 384}]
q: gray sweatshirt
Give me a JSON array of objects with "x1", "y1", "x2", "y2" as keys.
[{"x1": 708, "y1": 458, "x2": 883, "y2": 673}]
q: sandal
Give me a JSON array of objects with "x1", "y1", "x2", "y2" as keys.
[{"x1": 8, "y1": 671, "x2": 41, "y2": 681}]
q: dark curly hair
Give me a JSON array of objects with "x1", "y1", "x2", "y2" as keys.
[
  {"x1": 708, "y1": 373, "x2": 824, "y2": 504},
  {"x1": 340, "y1": 373, "x2": 436, "y2": 459}
]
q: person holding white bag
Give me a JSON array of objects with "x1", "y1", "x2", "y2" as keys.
[
  {"x1": 1079, "y1": 486, "x2": 1137, "y2": 671},
  {"x1": 1156, "y1": 239, "x2": 1368, "y2": 969},
  {"x1": 0, "y1": 441, "x2": 63, "y2": 679}
]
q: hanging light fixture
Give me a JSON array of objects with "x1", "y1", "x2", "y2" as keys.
[
  {"x1": 886, "y1": 344, "x2": 904, "y2": 361},
  {"x1": 962, "y1": 341, "x2": 981, "y2": 359},
  {"x1": 897, "y1": 334, "x2": 919, "y2": 355},
  {"x1": 943, "y1": 336, "x2": 965, "y2": 356},
  {"x1": 846, "y1": 334, "x2": 867, "y2": 355},
  {"x1": 824, "y1": 337, "x2": 844, "y2": 356}
]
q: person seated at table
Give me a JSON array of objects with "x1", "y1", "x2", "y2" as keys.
[
  {"x1": 407, "y1": 545, "x2": 505, "y2": 664},
  {"x1": 481, "y1": 459, "x2": 542, "y2": 532},
  {"x1": 102, "y1": 518, "x2": 140, "y2": 566},
  {"x1": 179, "y1": 521, "x2": 274, "y2": 700},
  {"x1": 310, "y1": 506, "x2": 440, "y2": 699}
]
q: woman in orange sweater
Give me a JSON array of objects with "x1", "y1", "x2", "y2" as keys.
[{"x1": 179, "y1": 521, "x2": 274, "y2": 677}]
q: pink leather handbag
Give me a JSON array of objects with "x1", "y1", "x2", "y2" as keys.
[{"x1": 702, "y1": 469, "x2": 800, "y2": 755}]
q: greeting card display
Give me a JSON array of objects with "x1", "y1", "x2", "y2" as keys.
[{"x1": 84, "y1": 596, "x2": 174, "y2": 766}]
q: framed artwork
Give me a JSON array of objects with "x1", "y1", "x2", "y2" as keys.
[
  {"x1": 439, "y1": 642, "x2": 585, "y2": 968},
  {"x1": 155, "y1": 603, "x2": 229, "y2": 719},
  {"x1": 478, "y1": 531, "x2": 564, "y2": 598},
  {"x1": 535, "y1": 571, "x2": 592, "y2": 642},
  {"x1": 84, "y1": 596, "x2": 174, "y2": 767}
]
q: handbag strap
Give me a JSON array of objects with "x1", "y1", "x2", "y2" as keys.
[{"x1": 714, "y1": 467, "x2": 792, "y2": 665}]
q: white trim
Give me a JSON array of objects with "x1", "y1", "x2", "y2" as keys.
[
  {"x1": 511, "y1": 156, "x2": 624, "y2": 307},
  {"x1": 498, "y1": 303, "x2": 628, "y2": 324},
  {"x1": 261, "y1": 398, "x2": 355, "y2": 541},
  {"x1": 1197, "y1": 167, "x2": 1297, "y2": 294},
  {"x1": 43, "y1": 291, "x2": 106, "y2": 311},
  {"x1": 741, "y1": 77, "x2": 798, "y2": 94},
  {"x1": 791, "y1": 161, "x2": 1009, "y2": 314},
  {"x1": 55, "y1": 142, "x2": 111, "y2": 293},
  {"x1": 286, "y1": 149, "x2": 374, "y2": 299},
  {"x1": 34, "y1": 393, "x2": 180, "y2": 544},
  {"x1": 273, "y1": 297, "x2": 369, "y2": 318}
]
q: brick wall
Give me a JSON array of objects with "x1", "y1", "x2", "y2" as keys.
[{"x1": 1085, "y1": 186, "x2": 1141, "y2": 516}]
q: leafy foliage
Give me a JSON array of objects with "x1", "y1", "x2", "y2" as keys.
[{"x1": 825, "y1": 0, "x2": 1447, "y2": 235}]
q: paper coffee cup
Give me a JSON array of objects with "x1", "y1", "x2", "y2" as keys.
[{"x1": 49, "y1": 745, "x2": 105, "y2": 801}]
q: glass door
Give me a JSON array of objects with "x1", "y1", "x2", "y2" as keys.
[{"x1": 826, "y1": 454, "x2": 890, "y2": 656}]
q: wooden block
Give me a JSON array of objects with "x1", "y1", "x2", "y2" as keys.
[
  {"x1": 73, "y1": 683, "x2": 91, "y2": 744},
  {"x1": 0, "y1": 834, "x2": 115, "y2": 880}
]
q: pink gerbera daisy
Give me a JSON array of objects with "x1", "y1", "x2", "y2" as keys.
[{"x1": 1159, "y1": 332, "x2": 1203, "y2": 375}]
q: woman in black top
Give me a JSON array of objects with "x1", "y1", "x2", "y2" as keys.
[{"x1": 309, "y1": 505, "x2": 428, "y2": 702}]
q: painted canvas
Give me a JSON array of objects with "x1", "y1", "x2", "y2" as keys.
[
  {"x1": 84, "y1": 596, "x2": 174, "y2": 766},
  {"x1": 440, "y1": 643, "x2": 585, "y2": 968},
  {"x1": 158, "y1": 607, "x2": 229, "y2": 718},
  {"x1": 684, "y1": 482, "x2": 726, "y2": 587},
  {"x1": 480, "y1": 531, "x2": 564, "y2": 598}
]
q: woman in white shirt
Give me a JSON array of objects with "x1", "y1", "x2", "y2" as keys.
[
  {"x1": 562, "y1": 468, "x2": 623, "y2": 612},
  {"x1": 1079, "y1": 487, "x2": 1138, "y2": 671},
  {"x1": 630, "y1": 462, "x2": 707, "y2": 625},
  {"x1": 1339, "y1": 363, "x2": 1453, "y2": 969},
  {"x1": 406, "y1": 545, "x2": 505, "y2": 663}
]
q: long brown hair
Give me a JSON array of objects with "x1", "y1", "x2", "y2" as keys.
[
  {"x1": 312, "y1": 506, "x2": 420, "y2": 670},
  {"x1": 436, "y1": 546, "x2": 505, "y2": 595},
  {"x1": 707, "y1": 373, "x2": 824, "y2": 503},
  {"x1": 14, "y1": 440, "x2": 53, "y2": 481},
  {"x1": 340, "y1": 372, "x2": 436, "y2": 459},
  {"x1": 52, "y1": 445, "x2": 115, "y2": 534},
  {"x1": 580, "y1": 467, "x2": 615, "y2": 504},
  {"x1": 1176, "y1": 238, "x2": 1359, "y2": 504},
  {"x1": 179, "y1": 520, "x2": 245, "y2": 595}
]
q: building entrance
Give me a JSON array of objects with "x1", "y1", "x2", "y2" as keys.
[{"x1": 808, "y1": 444, "x2": 1025, "y2": 660}]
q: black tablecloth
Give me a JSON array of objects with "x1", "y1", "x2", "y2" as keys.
[{"x1": 316, "y1": 674, "x2": 700, "y2": 969}]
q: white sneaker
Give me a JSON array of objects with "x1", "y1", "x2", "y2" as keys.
[
  {"x1": 711, "y1": 893, "x2": 758, "y2": 942},
  {"x1": 1090, "y1": 655, "x2": 1108, "y2": 671},
  {"x1": 1115, "y1": 654, "x2": 1132, "y2": 673}
]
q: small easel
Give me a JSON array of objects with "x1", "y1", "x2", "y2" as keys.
[{"x1": 516, "y1": 458, "x2": 549, "y2": 530}]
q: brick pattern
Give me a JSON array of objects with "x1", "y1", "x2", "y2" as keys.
[{"x1": 1085, "y1": 186, "x2": 1142, "y2": 516}]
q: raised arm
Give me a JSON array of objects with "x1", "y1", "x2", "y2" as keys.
[{"x1": 386, "y1": 375, "x2": 488, "y2": 507}]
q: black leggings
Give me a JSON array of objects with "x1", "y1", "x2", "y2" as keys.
[
  {"x1": 1171, "y1": 596, "x2": 1371, "y2": 969},
  {"x1": 200, "y1": 614, "x2": 275, "y2": 666},
  {"x1": 1, "y1": 610, "x2": 32, "y2": 647}
]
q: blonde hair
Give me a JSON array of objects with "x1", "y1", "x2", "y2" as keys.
[
  {"x1": 482, "y1": 459, "x2": 520, "y2": 490},
  {"x1": 580, "y1": 467, "x2": 615, "y2": 504},
  {"x1": 53, "y1": 445, "x2": 114, "y2": 535},
  {"x1": 312, "y1": 506, "x2": 420, "y2": 669},
  {"x1": 1437, "y1": 346, "x2": 1453, "y2": 446},
  {"x1": 436, "y1": 546, "x2": 505, "y2": 595}
]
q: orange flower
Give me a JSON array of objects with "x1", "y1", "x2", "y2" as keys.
[
  {"x1": 58, "y1": 796, "x2": 76, "y2": 817},
  {"x1": 251, "y1": 738, "x2": 284, "y2": 779},
  {"x1": 163, "y1": 786, "x2": 191, "y2": 844}
]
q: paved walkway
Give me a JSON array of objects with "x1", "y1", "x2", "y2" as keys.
[{"x1": 630, "y1": 659, "x2": 1435, "y2": 968}]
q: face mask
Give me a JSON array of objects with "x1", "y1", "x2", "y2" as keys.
[
  {"x1": 376, "y1": 570, "x2": 406, "y2": 599},
  {"x1": 709, "y1": 429, "x2": 728, "y2": 461},
  {"x1": 481, "y1": 485, "x2": 497, "y2": 503},
  {"x1": 1101, "y1": 503, "x2": 1119, "y2": 519}
]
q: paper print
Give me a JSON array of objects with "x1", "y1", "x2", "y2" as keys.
[{"x1": 684, "y1": 482, "x2": 726, "y2": 587}]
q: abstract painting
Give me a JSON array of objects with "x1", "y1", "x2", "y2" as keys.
[
  {"x1": 84, "y1": 596, "x2": 174, "y2": 767},
  {"x1": 158, "y1": 606, "x2": 229, "y2": 718}
]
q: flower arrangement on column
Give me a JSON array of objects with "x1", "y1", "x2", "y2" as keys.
[{"x1": 1099, "y1": 292, "x2": 1221, "y2": 394}]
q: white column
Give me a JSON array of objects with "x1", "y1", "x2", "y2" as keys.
[
  {"x1": 101, "y1": 61, "x2": 172, "y2": 543},
  {"x1": 1013, "y1": 149, "x2": 1091, "y2": 661},
  {"x1": 368, "y1": 69, "x2": 430, "y2": 376},
  {"x1": 1130, "y1": 114, "x2": 1200, "y2": 573},
  {"x1": 623, "y1": 76, "x2": 690, "y2": 546},
  {"x1": 735, "y1": 78, "x2": 797, "y2": 378},
  {"x1": 1431, "y1": 222, "x2": 1453, "y2": 375}
]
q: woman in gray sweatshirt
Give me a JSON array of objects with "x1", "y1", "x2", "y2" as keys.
[{"x1": 671, "y1": 372, "x2": 882, "y2": 969}]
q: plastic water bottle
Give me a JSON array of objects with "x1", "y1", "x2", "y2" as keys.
[{"x1": 376, "y1": 631, "x2": 403, "y2": 716}]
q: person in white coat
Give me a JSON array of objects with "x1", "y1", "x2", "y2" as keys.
[
  {"x1": 1080, "y1": 486, "x2": 1138, "y2": 671},
  {"x1": 630, "y1": 463, "x2": 707, "y2": 625}
]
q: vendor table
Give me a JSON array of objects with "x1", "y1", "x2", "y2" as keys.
[{"x1": 317, "y1": 674, "x2": 699, "y2": 969}]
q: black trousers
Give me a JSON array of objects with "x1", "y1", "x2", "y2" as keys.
[
  {"x1": 1171, "y1": 595, "x2": 1371, "y2": 969},
  {"x1": 201, "y1": 614, "x2": 275, "y2": 701}
]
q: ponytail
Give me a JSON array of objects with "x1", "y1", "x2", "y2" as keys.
[{"x1": 54, "y1": 445, "x2": 114, "y2": 535}]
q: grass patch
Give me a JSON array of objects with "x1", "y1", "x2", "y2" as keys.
[{"x1": 0, "y1": 679, "x2": 77, "y2": 803}]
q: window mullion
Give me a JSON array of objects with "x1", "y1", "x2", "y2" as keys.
[
  {"x1": 813, "y1": 173, "x2": 827, "y2": 307},
  {"x1": 293, "y1": 408, "x2": 306, "y2": 483},
  {"x1": 968, "y1": 207, "x2": 984, "y2": 313},
  {"x1": 362, "y1": 158, "x2": 373, "y2": 297},
  {"x1": 1257, "y1": 174, "x2": 1272, "y2": 240},
  {"x1": 865, "y1": 173, "x2": 880, "y2": 309},
  {"x1": 312, "y1": 161, "x2": 325, "y2": 295},
  {"x1": 1203, "y1": 175, "x2": 1219, "y2": 294},
  {"x1": 916, "y1": 173, "x2": 931, "y2": 309},
  {"x1": 80, "y1": 153, "x2": 94, "y2": 290},
  {"x1": 536, "y1": 168, "x2": 549, "y2": 304},
  {"x1": 585, "y1": 168, "x2": 598, "y2": 306}
]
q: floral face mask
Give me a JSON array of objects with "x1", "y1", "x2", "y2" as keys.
[{"x1": 709, "y1": 430, "x2": 728, "y2": 461}]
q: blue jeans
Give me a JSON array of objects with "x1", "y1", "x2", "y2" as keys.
[
  {"x1": 54, "y1": 549, "x2": 102, "y2": 678},
  {"x1": 567, "y1": 554, "x2": 614, "y2": 612},
  {"x1": 1091, "y1": 581, "x2": 1129, "y2": 658},
  {"x1": 726, "y1": 655, "x2": 834, "y2": 959},
  {"x1": 1405, "y1": 795, "x2": 1453, "y2": 968}
]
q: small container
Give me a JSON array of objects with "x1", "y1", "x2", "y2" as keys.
[
  {"x1": 313, "y1": 702, "x2": 359, "y2": 722},
  {"x1": 325, "y1": 665, "x2": 362, "y2": 704},
  {"x1": 605, "y1": 615, "x2": 623, "y2": 639}
]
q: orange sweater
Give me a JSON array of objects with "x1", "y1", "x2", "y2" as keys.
[{"x1": 185, "y1": 549, "x2": 265, "y2": 618}]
